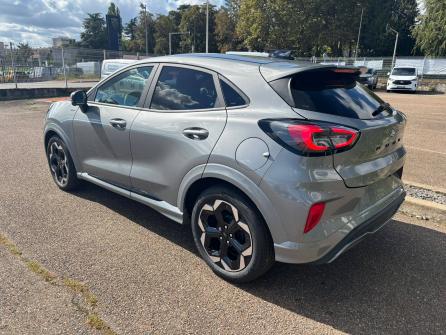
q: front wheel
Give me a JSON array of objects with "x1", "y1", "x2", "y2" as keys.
[
  {"x1": 46, "y1": 136, "x2": 81, "y2": 191},
  {"x1": 191, "y1": 186, "x2": 275, "y2": 283}
]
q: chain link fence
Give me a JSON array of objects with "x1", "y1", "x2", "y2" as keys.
[
  {"x1": 1, "y1": 45, "x2": 446, "y2": 91},
  {"x1": 0, "y1": 46, "x2": 156, "y2": 89}
]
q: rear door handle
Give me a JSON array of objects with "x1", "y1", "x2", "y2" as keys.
[
  {"x1": 110, "y1": 118, "x2": 127, "y2": 129},
  {"x1": 183, "y1": 127, "x2": 209, "y2": 140}
]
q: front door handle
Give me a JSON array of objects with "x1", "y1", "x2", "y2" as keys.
[
  {"x1": 110, "y1": 118, "x2": 127, "y2": 130},
  {"x1": 183, "y1": 127, "x2": 209, "y2": 140}
]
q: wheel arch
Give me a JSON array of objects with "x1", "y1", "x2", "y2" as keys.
[
  {"x1": 43, "y1": 125, "x2": 80, "y2": 171},
  {"x1": 179, "y1": 164, "x2": 285, "y2": 243}
]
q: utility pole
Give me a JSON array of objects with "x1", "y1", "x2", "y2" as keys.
[
  {"x1": 9, "y1": 42, "x2": 17, "y2": 89},
  {"x1": 141, "y1": 3, "x2": 148, "y2": 56},
  {"x1": 354, "y1": 6, "x2": 364, "y2": 61},
  {"x1": 205, "y1": 0, "x2": 209, "y2": 53},
  {"x1": 386, "y1": 24, "x2": 399, "y2": 70}
]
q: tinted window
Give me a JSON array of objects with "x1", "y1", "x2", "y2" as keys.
[
  {"x1": 95, "y1": 66, "x2": 152, "y2": 107},
  {"x1": 150, "y1": 66, "x2": 218, "y2": 110},
  {"x1": 220, "y1": 79, "x2": 247, "y2": 107},
  {"x1": 271, "y1": 70, "x2": 387, "y2": 120},
  {"x1": 392, "y1": 68, "x2": 416, "y2": 76}
]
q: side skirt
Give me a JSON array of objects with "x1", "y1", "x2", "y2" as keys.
[{"x1": 77, "y1": 172, "x2": 184, "y2": 224}]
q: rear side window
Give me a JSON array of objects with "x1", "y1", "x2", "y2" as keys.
[
  {"x1": 270, "y1": 70, "x2": 386, "y2": 119},
  {"x1": 150, "y1": 66, "x2": 218, "y2": 110},
  {"x1": 219, "y1": 79, "x2": 247, "y2": 107}
]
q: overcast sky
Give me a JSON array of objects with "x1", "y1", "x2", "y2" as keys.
[{"x1": 0, "y1": 0, "x2": 223, "y2": 48}]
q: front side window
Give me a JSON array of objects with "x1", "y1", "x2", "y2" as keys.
[
  {"x1": 95, "y1": 66, "x2": 153, "y2": 107},
  {"x1": 150, "y1": 66, "x2": 218, "y2": 110}
]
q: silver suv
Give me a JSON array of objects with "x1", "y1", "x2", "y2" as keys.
[{"x1": 44, "y1": 54, "x2": 406, "y2": 282}]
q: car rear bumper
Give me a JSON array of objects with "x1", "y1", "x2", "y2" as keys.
[{"x1": 273, "y1": 188, "x2": 405, "y2": 264}]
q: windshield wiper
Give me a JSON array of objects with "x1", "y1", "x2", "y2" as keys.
[{"x1": 372, "y1": 102, "x2": 391, "y2": 117}]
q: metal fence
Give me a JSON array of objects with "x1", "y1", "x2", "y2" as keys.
[
  {"x1": 0, "y1": 46, "x2": 156, "y2": 89},
  {"x1": 1, "y1": 45, "x2": 446, "y2": 89}
]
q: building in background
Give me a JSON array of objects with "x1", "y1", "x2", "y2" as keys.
[
  {"x1": 106, "y1": 14, "x2": 122, "y2": 51},
  {"x1": 52, "y1": 37, "x2": 75, "y2": 48}
]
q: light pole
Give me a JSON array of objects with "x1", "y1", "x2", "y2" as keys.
[
  {"x1": 205, "y1": 0, "x2": 209, "y2": 53},
  {"x1": 169, "y1": 32, "x2": 191, "y2": 55},
  {"x1": 354, "y1": 5, "x2": 364, "y2": 61},
  {"x1": 140, "y1": 3, "x2": 148, "y2": 56},
  {"x1": 386, "y1": 24, "x2": 399, "y2": 70}
]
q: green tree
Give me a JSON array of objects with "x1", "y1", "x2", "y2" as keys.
[
  {"x1": 80, "y1": 13, "x2": 107, "y2": 49},
  {"x1": 107, "y1": 2, "x2": 120, "y2": 16},
  {"x1": 154, "y1": 15, "x2": 176, "y2": 55},
  {"x1": 413, "y1": 0, "x2": 446, "y2": 56},
  {"x1": 179, "y1": 4, "x2": 217, "y2": 53},
  {"x1": 124, "y1": 17, "x2": 138, "y2": 40},
  {"x1": 16, "y1": 42, "x2": 33, "y2": 64},
  {"x1": 215, "y1": 8, "x2": 235, "y2": 52}
]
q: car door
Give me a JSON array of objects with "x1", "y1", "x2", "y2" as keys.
[
  {"x1": 73, "y1": 65, "x2": 156, "y2": 189},
  {"x1": 129, "y1": 64, "x2": 227, "y2": 205}
]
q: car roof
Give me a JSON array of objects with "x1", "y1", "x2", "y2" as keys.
[{"x1": 135, "y1": 53, "x2": 332, "y2": 82}]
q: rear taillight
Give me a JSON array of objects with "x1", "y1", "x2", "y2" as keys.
[{"x1": 259, "y1": 119, "x2": 359, "y2": 156}]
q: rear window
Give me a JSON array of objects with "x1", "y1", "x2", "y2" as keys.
[
  {"x1": 392, "y1": 68, "x2": 416, "y2": 76},
  {"x1": 270, "y1": 69, "x2": 387, "y2": 119}
]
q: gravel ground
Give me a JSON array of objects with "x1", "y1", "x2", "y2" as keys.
[
  {"x1": 405, "y1": 184, "x2": 446, "y2": 205},
  {"x1": 0, "y1": 99, "x2": 445, "y2": 334}
]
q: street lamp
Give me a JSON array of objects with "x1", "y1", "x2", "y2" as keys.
[
  {"x1": 169, "y1": 32, "x2": 191, "y2": 55},
  {"x1": 205, "y1": 0, "x2": 209, "y2": 53},
  {"x1": 354, "y1": 5, "x2": 364, "y2": 61},
  {"x1": 140, "y1": 3, "x2": 148, "y2": 56},
  {"x1": 386, "y1": 24, "x2": 399, "y2": 70}
]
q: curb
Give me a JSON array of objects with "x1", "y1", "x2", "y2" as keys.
[
  {"x1": 404, "y1": 196, "x2": 446, "y2": 212},
  {"x1": 404, "y1": 180, "x2": 446, "y2": 196}
]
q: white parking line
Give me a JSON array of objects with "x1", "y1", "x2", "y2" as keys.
[{"x1": 406, "y1": 145, "x2": 446, "y2": 155}]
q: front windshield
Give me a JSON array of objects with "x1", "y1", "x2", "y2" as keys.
[{"x1": 392, "y1": 68, "x2": 416, "y2": 76}]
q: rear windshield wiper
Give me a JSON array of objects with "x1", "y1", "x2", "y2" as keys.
[{"x1": 372, "y1": 102, "x2": 391, "y2": 117}]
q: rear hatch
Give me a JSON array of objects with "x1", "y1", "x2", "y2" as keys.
[{"x1": 262, "y1": 63, "x2": 407, "y2": 188}]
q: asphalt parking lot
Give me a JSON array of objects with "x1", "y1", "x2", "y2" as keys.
[{"x1": 0, "y1": 95, "x2": 445, "y2": 334}]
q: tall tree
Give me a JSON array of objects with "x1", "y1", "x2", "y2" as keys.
[
  {"x1": 124, "y1": 18, "x2": 138, "y2": 40},
  {"x1": 80, "y1": 13, "x2": 107, "y2": 49},
  {"x1": 413, "y1": 0, "x2": 446, "y2": 56},
  {"x1": 214, "y1": 8, "x2": 235, "y2": 52},
  {"x1": 16, "y1": 42, "x2": 33, "y2": 64},
  {"x1": 154, "y1": 15, "x2": 176, "y2": 54},
  {"x1": 107, "y1": 2, "x2": 120, "y2": 16}
]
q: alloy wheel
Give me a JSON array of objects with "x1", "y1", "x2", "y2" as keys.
[
  {"x1": 49, "y1": 142, "x2": 69, "y2": 187},
  {"x1": 198, "y1": 199, "x2": 253, "y2": 272}
]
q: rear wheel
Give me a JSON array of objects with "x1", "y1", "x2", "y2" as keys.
[
  {"x1": 191, "y1": 186, "x2": 275, "y2": 283},
  {"x1": 46, "y1": 136, "x2": 80, "y2": 191}
]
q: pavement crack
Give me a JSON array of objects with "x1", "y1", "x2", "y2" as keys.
[{"x1": 0, "y1": 232, "x2": 118, "y2": 335}]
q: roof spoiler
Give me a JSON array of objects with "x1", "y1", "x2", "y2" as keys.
[{"x1": 260, "y1": 62, "x2": 360, "y2": 82}]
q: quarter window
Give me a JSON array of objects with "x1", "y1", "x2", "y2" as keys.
[
  {"x1": 220, "y1": 79, "x2": 247, "y2": 107},
  {"x1": 95, "y1": 66, "x2": 153, "y2": 107},
  {"x1": 150, "y1": 66, "x2": 218, "y2": 110}
]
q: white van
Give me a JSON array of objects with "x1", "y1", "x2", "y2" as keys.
[
  {"x1": 101, "y1": 59, "x2": 137, "y2": 80},
  {"x1": 387, "y1": 67, "x2": 418, "y2": 93}
]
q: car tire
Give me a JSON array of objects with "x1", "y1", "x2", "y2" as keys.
[
  {"x1": 46, "y1": 136, "x2": 81, "y2": 191},
  {"x1": 191, "y1": 186, "x2": 275, "y2": 283}
]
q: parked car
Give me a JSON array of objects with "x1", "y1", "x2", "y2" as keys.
[
  {"x1": 269, "y1": 49, "x2": 295, "y2": 60},
  {"x1": 44, "y1": 54, "x2": 406, "y2": 283},
  {"x1": 387, "y1": 66, "x2": 418, "y2": 93},
  {"x1": 358, "y1": 67, "x2": 378, "y2": 89},
  {"x1": 101, "y1": 59, "x2": 136, "y2": 80}
]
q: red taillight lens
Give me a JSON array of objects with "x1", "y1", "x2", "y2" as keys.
[
  {"x1": 259, "y1": 119, "x2": 359, "y2": 156},
  {"x1": 304, "y1": 202, "x2": 325, "y2": 234}
]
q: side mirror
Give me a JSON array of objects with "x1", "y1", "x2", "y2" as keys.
[
  {"x1": 70, "y1": 90, "x2": 88, "y2": 109},
  {"x1": 387, "y1": 72, "x2": 390, "y2": 76}
]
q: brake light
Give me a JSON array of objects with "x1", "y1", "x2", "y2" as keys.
[
  {"x1": 304, "y1": 202, "x2": 325, "y2": 233},
  {"x1": 259, "y1": 119, "x2": 359, "y2": 156}
]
